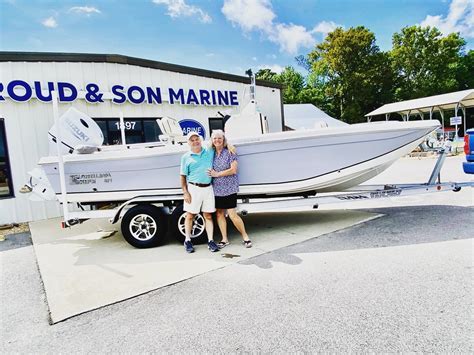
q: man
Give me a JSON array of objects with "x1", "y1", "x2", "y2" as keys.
[{"x1": 180, "y1": 131, "x2": 219, "y2": 253}]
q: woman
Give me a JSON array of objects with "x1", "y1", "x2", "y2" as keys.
[{"x1": 208, "y1": 130, "x2": 252, "y2": 248}]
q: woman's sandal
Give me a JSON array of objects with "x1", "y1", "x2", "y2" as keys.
[
  {"x1": 217, "y1": 241, "x2": 230, "y2": 249},
  {"x1": 243, "y1": 240, "x2": 252, "y2": 248}
]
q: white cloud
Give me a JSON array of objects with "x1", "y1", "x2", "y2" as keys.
[
  {"x1": 270, "y1": 23, "x2": 315, "y2": 54},
  {"x1": 153, "y1": 0, "x2": 212, "y2": 23},
  {"x1": 222, "y1": 0, "x2": 275, "y2": 33},
  {"x1": 420, "y1": 0, "x2": 474, "y2": 38},
  {"x1": 40, "y1": 6, "x2": 101, "y2": 29},
  {"x1": 42, "y1": 16, "x2": 57, "y2": 28},
  {"x1": 69, "y1": 6, "x2": 101, "y2": 15},
  {"x1": 206, "y1": 52, "x2": 215, "y2": 57},
  {"x1": 222, "y1": 0, "x2": 341, "y2": 54},
  {"x1": 252, "y1": 56, "x2": 257, "y2": 61},
  {"x1": 311, "y1": 20, "x2": 340, "y2": 37},
  {"x1": 257, "y1": 64, "x2": 284, "y2": 73}
]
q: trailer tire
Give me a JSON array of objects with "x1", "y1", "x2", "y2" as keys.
[
  {"x1": 121, "y1": 204, "x2": 167, "y2": 248},
  {"x1": 170, "y1": 204, "x2": 208, "y2": 244}
]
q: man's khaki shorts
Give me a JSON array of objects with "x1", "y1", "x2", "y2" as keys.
[{"x1": 184, "y1": 184, "x2": 216, "y2": 214}]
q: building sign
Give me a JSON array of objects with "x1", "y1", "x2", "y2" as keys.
[
  {"x1": 0, "y1": 80, "x2": 239, "y2": 106},
  {"x1": 450, "y1": 116, "x2": 462, "y2": 125},
  {"x1": 179, "y1": 119, "x2": 206, "y2": 139}
]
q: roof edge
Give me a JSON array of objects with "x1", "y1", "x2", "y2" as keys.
[
  {"x1": 0, "y1": 51, "x2": 283, "y2": 90},
  {"x1": 365, "y1": 89, "x2": 474, "y2": 116}
]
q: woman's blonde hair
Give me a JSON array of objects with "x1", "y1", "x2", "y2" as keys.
[{"x1": 210, "y1": 129, "x2": 236, "y2": 154}]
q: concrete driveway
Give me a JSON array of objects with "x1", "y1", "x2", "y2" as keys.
[{"x1": 29, "y1": 209, "x2": 378, "y2": 323}]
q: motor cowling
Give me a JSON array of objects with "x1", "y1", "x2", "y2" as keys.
[{"x1": 48, "y1": 107, "x2": 104, "y2": 155}]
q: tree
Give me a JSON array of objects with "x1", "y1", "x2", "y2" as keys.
[
  {"x1": 255, "y1": 68, "x2": 279, "y2": 82},
  {"x1": 257, "y1": 26, "x2": 469, "y2": 122},
  {"x1": 295, "y1": 55, "x2": 311, "y2": 72},
  {"x1": 274, "y1": 66, "x2": 305, "y2": 104},
  {"x1": 256, "y1": 66, "x2": 306, "y2": 104},
  {"x1": 456, "y1": 50, "x2": 474, "y2": 90},
  {"x1": 297, "y1": 67, "x2": 333, "y2": 115},
  {"x1": 306, "y1": 26, "x2": 395, "y2": 123},
  {"x1": 390, "y1": 26, "x2": 465, "y2": 100}
]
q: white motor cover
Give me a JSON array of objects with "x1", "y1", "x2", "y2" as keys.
[
  {"x1": 48, "y1": 107, "x2": 104, "y2": 155},
  {"x1": 224, "y1": 100, "x2": 265, "y2": 141}
]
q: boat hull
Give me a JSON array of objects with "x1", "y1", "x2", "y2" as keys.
[{"x1": 37, "y1": 120, "x2": 439, "y2": 203}]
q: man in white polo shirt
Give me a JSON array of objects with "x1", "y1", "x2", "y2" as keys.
[{"x1": 180, "y1": 131, "x2": 219, "y2": 253}]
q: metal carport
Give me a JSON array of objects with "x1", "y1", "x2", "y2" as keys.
[{"x1": 365, "y1": 89, "x2": 474, "y2": 136}]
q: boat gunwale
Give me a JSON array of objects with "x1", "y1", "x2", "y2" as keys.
[{"x1": 38, "y1": 120, "x2": 440, "y2": 165}]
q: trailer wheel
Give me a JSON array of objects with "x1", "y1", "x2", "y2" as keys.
[
  {"x1": 121, "y1": 205, "x2": 167, "y2": 248},
  {"x1": 170, "y1": 204, "x2": 207, "y2": 244}
]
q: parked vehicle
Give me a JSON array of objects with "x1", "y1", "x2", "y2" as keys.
[{"x1": 463, "y1": 129, "x2": 474, "y2": 174}]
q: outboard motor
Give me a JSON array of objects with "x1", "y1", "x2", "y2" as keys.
[{"x1": 48, "y1": 107, "x2": 104, "y2": 155}]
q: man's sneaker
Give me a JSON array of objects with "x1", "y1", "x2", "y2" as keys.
[
  {"x1": 184, "y1": 240, "x2": 194, "y2": 253},
  {"x1": 208, "y1": 240, "x2": 219, "y2": 252}
]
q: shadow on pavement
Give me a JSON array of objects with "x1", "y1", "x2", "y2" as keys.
[
  {"x1": 0, "y1": 232, "x2": 32, "y2": 252},
  {"x1": 241, "y1": 205, "x2": 473, "y2": 269}
]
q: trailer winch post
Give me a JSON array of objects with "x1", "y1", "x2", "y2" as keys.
[
  {"x1": 52, "y1": 90, "x2": 71, "y2": 226},
  {"x1": 427, "y1": 148, "x2": 447, "y2": 185}
]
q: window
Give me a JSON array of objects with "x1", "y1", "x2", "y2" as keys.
[
  {"x1": 143, "y1": 120, "x2": 164, "y2": 142},
  {"x1": 93, "y1": 118, "x2": 164, "y2": 145},
  {"x1": 0, "y1": 118, "x2": 13, "y2": 198}
]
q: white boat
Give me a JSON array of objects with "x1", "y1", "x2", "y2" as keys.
[{"x1": 28, "y1": 105, "x2": 440, "y2": 204}]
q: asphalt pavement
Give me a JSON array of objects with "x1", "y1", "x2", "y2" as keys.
[{"x1": 1, "y1": 203, "x2": 472, "y2": 353}]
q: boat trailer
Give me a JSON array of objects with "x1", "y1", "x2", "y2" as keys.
[{"x1": 57, "y1": 147, "x2": 473, "y2": 248}]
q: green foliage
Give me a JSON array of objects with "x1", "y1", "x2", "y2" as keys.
[
  {"x1": 295, "y1": 55, "x2": 311, "y2": 71},
  {"x1": 275, "y1": 66, "x2": 305, "y2": 104},
  {"x1": 390, "y1": 26, "x2": 465, "y2": 100},
  {"x1": 255, "y1": 68, "x2": 279, "y2": 82},
  {"x1": 257, "y1": 25, "x2": 471, "y2": 123},
  {"x1": 306, "y1": 26, "x2": 395, "y2": 123},
  {"x1": 456, "y1": 50, "x2": 474, "y2": 90},
  {"x1": 256, "y1": 66, "x2": 305, "y2": 104}
]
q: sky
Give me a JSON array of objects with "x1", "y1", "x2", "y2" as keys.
[{"x1": 0, "y1": 0, "x2": 473, "y2": 76}]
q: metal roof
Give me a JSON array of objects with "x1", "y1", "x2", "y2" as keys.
[
  {"x1": 365, "y1": 89, "x2": 474, "y2": 117},
  {"x1": 0, "y1": 51, "x2": 283, "y2": 90}
]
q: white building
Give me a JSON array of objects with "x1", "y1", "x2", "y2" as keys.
[{"x1": 0, "y1": 52, "x2": 283, "y2": 224}]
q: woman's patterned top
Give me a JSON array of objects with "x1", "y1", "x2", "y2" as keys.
[{"x1": 212, "y1": 147, "x2": 239, "y2": 197}]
